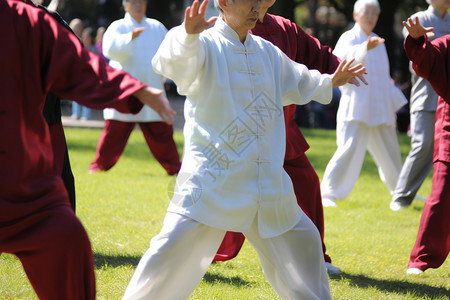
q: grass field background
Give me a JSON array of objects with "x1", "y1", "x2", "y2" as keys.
[{"x1": 1, "y1": 127, "x2": 449, "y2": 299}]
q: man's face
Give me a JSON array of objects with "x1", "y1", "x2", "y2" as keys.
[
  {"x1": 354, "y1": 5, "x2": 379, "y2": 35},
  {"x1": 124, "y1": 0, "x2": 147, "y2": 22},
  {"x1": 222, "y1": 0, "x2": 262, "y2": 33}
]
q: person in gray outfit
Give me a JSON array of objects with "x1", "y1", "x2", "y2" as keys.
[{"x1": 390, "y1": 0, "x2": 450, "y2": 211}]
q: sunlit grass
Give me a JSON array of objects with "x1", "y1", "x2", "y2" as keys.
[{"x1": 1, "y1": 127, "x2": 448, "y2": 299}]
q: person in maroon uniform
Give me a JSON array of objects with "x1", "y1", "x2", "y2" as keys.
[
  {"x1": 0, "y1": 1, "x2": 175, "y2": 299},
  {"x1": 403, "y1": 16, "x2": 450, "y2": 275},
  {"x1": 214, "y1": 0, "x2": 366, "y2": 274},
  {"x1": 39, "y1": 1, "x2": 80, "y2": 212}
]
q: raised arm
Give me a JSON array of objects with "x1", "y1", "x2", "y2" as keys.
[
  {"x1": 184, "y1": 0, "x2": 217, "y2": 35},
  {"x1": 152, "y1": 0, "x2": 217, "y2": 96},
  {"x1": 331, "y1": 59, "x2": 366, "y2": 88},
  {"x1": 403, "y1": 17, "x2": 435, "y2": 40},
  {"x1": 133, "y1": 87, "x2": 176, "y2": 124}
]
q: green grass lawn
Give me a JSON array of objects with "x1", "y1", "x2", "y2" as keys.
[{"x1": 1, "y1": 127, "x2": 449, "y2": 299}]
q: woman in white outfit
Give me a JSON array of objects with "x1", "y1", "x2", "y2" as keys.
[{"x1": 320, "y1": 0, "x2": 407, "y2": 207}]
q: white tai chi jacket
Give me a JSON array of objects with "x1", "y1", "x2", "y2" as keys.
[
  {"x1": 153, "y1": 18, "x2": 333, "y2": 238},
  {"x1": 333, "y1": 23, "x2": 407, "y2": 127},
  {"x1": 102, "y1": 13, "x2": 167, "y2": 122}
]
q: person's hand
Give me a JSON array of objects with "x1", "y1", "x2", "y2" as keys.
[
  {"x1": 184, "y1": 0, "x2": 218, "y2": 35},
  {"x1": 133, "y1": 86, "x2": 176, "y2": 124},
  {"x1": 348, "y1": 74, "x2": 368, "y2": 87},
  {"x1": 367, "y1": 36, "x2": 385, "y2": 51},
  {"x1": 403, "y1": 17, "x2": 435, "y2": 40},
  {"x1": 131, "y1": 27, "x2": 145, "y2": 40},
  {"x1": 331, "y1": 59, "x2": 367, "y2": 88}
]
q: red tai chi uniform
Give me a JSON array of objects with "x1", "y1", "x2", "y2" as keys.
[
  {"x1": 214, "y1": 13, "x2": 340, "y2": 264},
  {"x1": 0, "y1": 1, "x2": 148, "y2": 299},
  {"x1": 404, "y1": 34, "x2": 450, "y2": 272}
]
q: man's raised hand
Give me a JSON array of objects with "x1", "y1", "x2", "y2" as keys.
[
  {"x1": 403, "y1": 17, "x2": 435, "y2": 40},
  {"x1": 131, "y1": 27, "x2": 146, "y2": 40},
  {"x1": 184, "y1": 0, "x2": 218, "y2": 34},
  {"x1": 133, "y1": 87, "x2": 176, "y2": 125},
  {"x1": 331, "y1": 59, "x2": 367, "y2": 88}
]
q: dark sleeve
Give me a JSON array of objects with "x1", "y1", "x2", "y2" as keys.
[
  {"x1": 38, "y1": 5, "x2": 83, "y2": 45},
  {"x1": 292, "y1": 23, "x2": 341, "y2": 74},
  {"x1": 38, "y1": 5, "x2": 65, "y2": 125},
  {"x1": 37, "y1": 10, "x2": 145, "y2": 113},
  {"x1": 43, "y1": 92, "x2": 61, "y2": 125},
  {"x1": 405, "y1": 35, "x2": 450, "y2": 101}
]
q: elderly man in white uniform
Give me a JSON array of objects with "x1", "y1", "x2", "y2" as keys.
[
  {"x1": 89, "y1": 0, "x2": 181, "y2": 175},
  {"x1": 122, "y1": 0, "x2": 366, "y2": 299},
  {"x1": 320, "y1": 0, "x2": 407, "y2": 207}
]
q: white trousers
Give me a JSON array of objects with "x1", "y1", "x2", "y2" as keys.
[
  {"x1": 122, "y1": 212, "x2": 331, "y2": 300},
  {"x1": 321, "y1": 121, "x2": 403, "y2": 200}
]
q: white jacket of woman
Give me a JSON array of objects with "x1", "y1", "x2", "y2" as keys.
[
  {"x1": 333, "y1": 23, "x2": 407, "y2": 126},
  {"x1": 102, "y1": 13, "x2": 167, "y2": 122}
]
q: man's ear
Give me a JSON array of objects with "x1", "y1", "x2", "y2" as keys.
[{"x1": 218, "y1": 0, "x2": 227, "y2": 12}]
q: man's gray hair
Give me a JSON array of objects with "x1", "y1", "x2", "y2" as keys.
[
  {"x1": 122, "y1": 0, "x2": 147, "y2": 6},
  {"x1": 213, "y1": 0, "x2": 219, "y2": 10},
  {"x1": 353, "y1": 0, "x2": 381, "y2": 14},
  {"x1": 213, "y1": 0, "x2": 233, "y2": 14}
]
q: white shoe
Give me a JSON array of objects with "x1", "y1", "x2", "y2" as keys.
[
  {"x1": 322, "y1": 197, "x2": 337, "y2": 207},
  {"x1": 389, "y1": 201, "x2": 403, "y2": 211},
  {"x1": 407, "y1": 268, "x2": 423, "y2": 275},
  {"x1": 325, "y1": 262, "x2": 341, "y2": 275},
  {"x1": 414, "y1": 195, "x2": 426, "y2": 201}
]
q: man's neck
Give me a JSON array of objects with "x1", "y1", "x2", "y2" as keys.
[
  {"x1": 432, "y1": 4, "x2": 449, "y2": 18},
  {"x1": 258, "y1": 12, "x2": 268, "y2": 22},
  {"x1": 129, "y1": 14, "x2": 144, "y2": 24}
]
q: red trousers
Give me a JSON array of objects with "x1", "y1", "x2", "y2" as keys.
[
  {"x1": 1, "y1": 203, "x2": 95, "y2": 300},
  {"x1": 408, "y1": 160, "x2": 450, "y2": 271},
  {"x1": 89, "y1": 120, "x2": 181, "y2": 175},
  {"x1": 214, "y1": 153, "x2": 331, "y2": 263}
]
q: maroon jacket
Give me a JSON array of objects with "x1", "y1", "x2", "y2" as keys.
[
  {"x1": 0, "y1": 0, "x2": 145, "y2": 224},
  {"x1": 251, "y1": 14, "x2": 340, "y2": 160},
  {"x1": 405, "y1": 34, "x2": 450, "y2": 163}
]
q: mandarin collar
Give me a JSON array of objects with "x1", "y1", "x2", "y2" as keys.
[
  {"x1": 352, "y1": 22, "x2": 372, "y2": 38},
  {"x1": 124, "y1": 12, "x2": 143, "y2": 25},
  {"x1": 214, "y1": 16, "x2": 251, "y2": 44},
  {"x1": 428, "y1": 5, "x2": 449, "y2": 20}
]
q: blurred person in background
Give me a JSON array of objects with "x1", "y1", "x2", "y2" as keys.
[
  {"x1": 95, "y1": 26, "x2": 109, "y2": 62},
  {"x1": 320, "y1": 0, "x2": 407, "y2": 208},
  {"x1": 69, "y1": 18, "x2": 92, "y2": 121},
  {"x1": 89, "y1": 0, "x2": 181, "y2": 175}
]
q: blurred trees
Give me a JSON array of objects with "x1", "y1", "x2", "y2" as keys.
[
  {"x1": 42, "y1": 0, "x2": 184, "y2": 29},
  {"x1": 318, "y1": 0, "x2": 429, "y2": 72},
  {"x1": 48, "y1": 0, "x2": 429, "y2": 34},
  {"x1": 48, "y1": 0, "x2": 429, "y2": 74}
]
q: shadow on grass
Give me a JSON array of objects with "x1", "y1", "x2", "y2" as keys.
[
  {"x1": 94, "y1": 253, "x2": 252, "y2": 288},
  {"x1": 330, "y1": 272, "x2": 449, "y2": 298},
  {"x1": 203, "y1": 272, "x2": 252, "y2": 288},
  {"x1": 94, "y1": 253, "x2": 141, "y2": 269}
]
